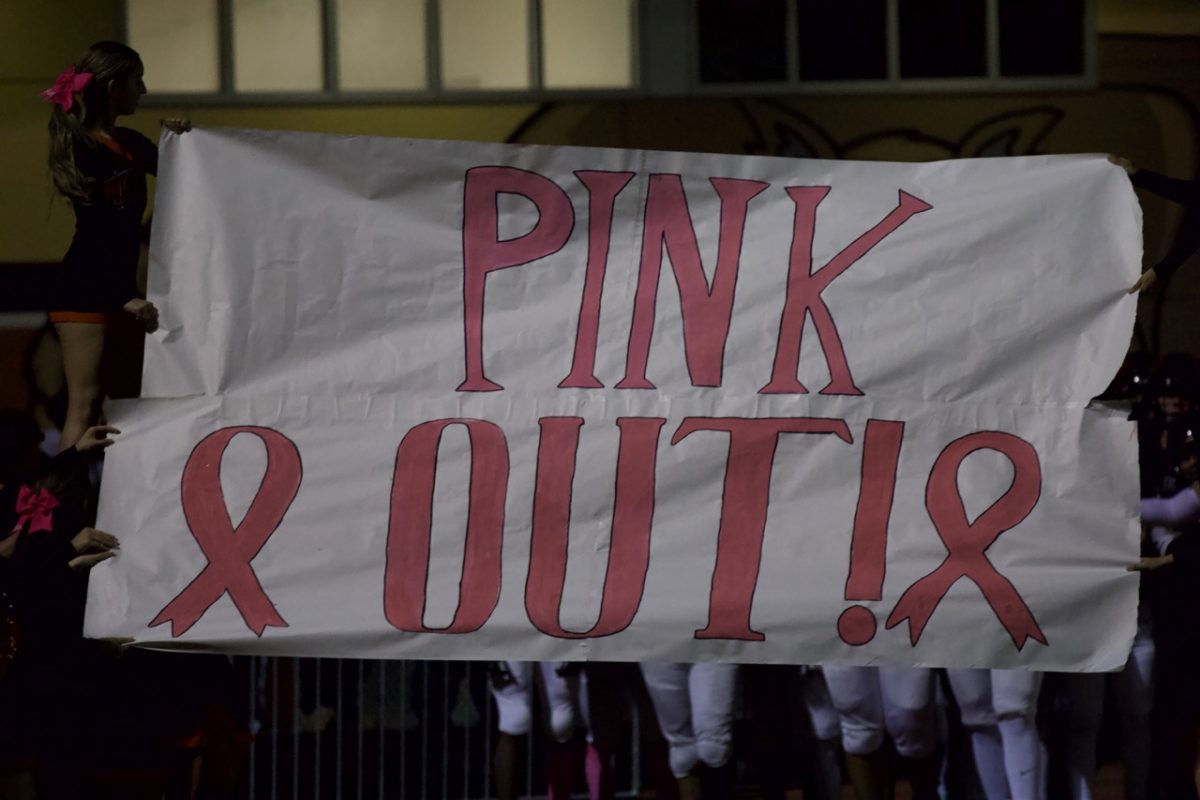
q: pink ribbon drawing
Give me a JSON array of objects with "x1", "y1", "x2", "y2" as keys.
[
  {"x1": 886, "y1": 431, "x2": 1046, "y2": 650},
  {"x1": 150, "y1": 427, "x2": 302, "y2": 638}
]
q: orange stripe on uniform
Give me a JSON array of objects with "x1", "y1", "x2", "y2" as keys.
[{"x1": 48, "y1": 310, "x2": 113, "y2": 324}]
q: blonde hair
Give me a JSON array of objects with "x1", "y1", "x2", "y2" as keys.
[{"x1": 47, "y1": 41, "x2": 142, "y2": 204}]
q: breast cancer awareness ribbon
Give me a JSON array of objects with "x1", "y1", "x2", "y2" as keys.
[
  {"x1": 150, "y1": 427, "x2": 302, "y2": 638},
  {"x1": 13, "y1": 486, "x2": 59, "y2": 534},
  {"x1": 886, "y1": 431, "x2": 1046, "y2": 650}
]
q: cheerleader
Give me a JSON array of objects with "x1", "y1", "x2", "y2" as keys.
[{"x1": 43, "y1": 41, "x2": 189, "y2": 449}]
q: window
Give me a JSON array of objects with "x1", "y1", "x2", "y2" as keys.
[
  {"x1": 797, "y1": 0, "x2": 887, "y2": 82},
  {"x1": 125, "y1": 0, "x2": 639, "y2": 101},
  {"x1": 336, "y1": 0, "x2": 427, "y2": 91},
  {"x1": 899, "y1": 0, "x2": 987, "y2": 79},
  {"x1": 439, "y1": 0, "x2": 530, "y2": 90},
  {"x1": 125, "y1": 0, "x2": 1093, "y2": 102},
  {"x1": 697, "y1": 0, "x2": 788, "y2": 84},
  {"x1": 126, "y1": 0, "x2": 221, "y2": 93},
  {"x1": 1000, "y1": 0, "x2": 1086, "y2": 77},
  {"x1": 695, "y1": 0, "x2": 1095, "y2": 92},
  {"x1": 543, "y1": 0, "x2": 635, "y2": 89},
  {"x1": 232, "y1": 0, "x2": 324, "y2": 91}
]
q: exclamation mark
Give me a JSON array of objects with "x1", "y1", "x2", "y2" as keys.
[{"x1": 837, "y1": 419, "x2": 905, "y2": 646}]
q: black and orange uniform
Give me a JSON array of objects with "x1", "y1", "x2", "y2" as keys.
[{"x1": 52, "y1": 127, "x2": 157, "y2": 322}]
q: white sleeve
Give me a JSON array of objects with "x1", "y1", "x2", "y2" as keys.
[
  {"x1": 1150, "y1": 526, "x2": 1181, "y2": 556},
  {"x1": 1141, "y1": 487, "x2": 1200, "y2": 527}
]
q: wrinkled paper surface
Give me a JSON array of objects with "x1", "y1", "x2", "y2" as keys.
[{"x1": 85, "y1": 128, "x2": 1141, "y2": 670}]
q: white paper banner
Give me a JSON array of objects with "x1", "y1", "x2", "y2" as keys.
[{"x1": 86, "y1": 128, "x2": 1141, "y2": 670}]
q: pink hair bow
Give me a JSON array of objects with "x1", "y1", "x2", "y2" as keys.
[
  {"x1": 40, "y1": 67, "x2": 93, "y2": 111},
  {"x1": 13, "y1": 486, "x2": 59, "y2": 535}
]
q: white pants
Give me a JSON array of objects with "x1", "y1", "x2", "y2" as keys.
[
  {"x1": 946, "y1": 668, "x2": 1045, "y2": 800},
  {"x1": 490, "y1": 661, "x2": 580, "y2": 742},
  {"x1": 800, "y1": 666, "x2": 841, "y2": 742},
  {"x1": 947, "y1": 668, "x2": 1041, "y2": 726},
  {"x1": 821, "y1": 665, "x2": 937, "y2": 759},
  {"x1": 640, "y1": 661, "x2": 739, "y2": 777}
]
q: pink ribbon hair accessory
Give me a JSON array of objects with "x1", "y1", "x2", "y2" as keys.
[
  {"x1": 40, "y1": 67, "x2": 93, "y2": 111},
  {"x1": 13, "y1": 486, "x2": 60, "y2": 535}
]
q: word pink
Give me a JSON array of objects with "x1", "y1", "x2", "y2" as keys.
[{"x1": 459, "y1": 167, "x2": 932, "y2": 394}]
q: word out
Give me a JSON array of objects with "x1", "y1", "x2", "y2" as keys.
[{"x1": 151, "y1": 420, "x2": 1046, "y2": 651}]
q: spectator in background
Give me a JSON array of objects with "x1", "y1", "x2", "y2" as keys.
[
  {"x1": 0, "y1": 411, "x2": 119, "y2": 799},
  {"x1": 1136, "y1": 355, "x2": 1200, "y2": 800}
]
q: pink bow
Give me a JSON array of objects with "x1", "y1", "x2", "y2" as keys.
[
  {"x1": 40, "y1": 68, "x2": 92, "y2": 111},
  {"x1": 13, "y1": 486, "x2": 59, "y2": 535}
]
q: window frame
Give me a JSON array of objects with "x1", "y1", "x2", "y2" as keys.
[
  {"x1": 689, "y1": 0, "x2": 1098, "y2": 95},
  {"x1": 124, "y1": 0, "x2": 1097, "y2": 106},
  {"x1": 123, "y1": 0, "x2": 644, "y2": 105}
]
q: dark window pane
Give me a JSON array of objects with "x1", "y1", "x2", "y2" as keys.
[
  {"x1": 797, "y1": 0, "x2": 887, "y2": 81},
  {"x1": 1000, "y1": 0, "x2": 1085, "y2": 76},
  {"x1": 899, "y1": 0, "x2": 986, "y2": 78},
  {"x1": 697, "y1": 0, "x2": 788, "y2": 83}
]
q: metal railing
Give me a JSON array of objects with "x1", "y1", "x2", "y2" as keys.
[{"x1": 238, "y1": 658, "x2": 640, "y2": 800}]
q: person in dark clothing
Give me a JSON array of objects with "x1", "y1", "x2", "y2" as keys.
[
  {"x1": 0, "y1": 411, "x2": 249, "y2": 799},
  {"x1": 1110, "y1": 155, "x2": 1200, "y2": 292},
  {"x1": 43, "y1": 41, "x2": 189, "y2": 451},
  {"x1": 1132, "y1": 358, "x2": 1200, "y2": 800},
  {"x1": 0, "y1": 414, "x2": 119, "y2": 798}
]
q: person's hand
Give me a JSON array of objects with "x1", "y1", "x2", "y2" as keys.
[
  {"x1": 1128, "y1": 268, "x2": 1157, "y2": 294},
  {"x1": 69, "y1": 527, "x2": 119, "y2": 572},
  {"x1": 96, "y1": 637, "x2": 134, "y2": 658},
  {"x1": 69, "y1": 550, "x2": 116, "y2": 572},
  {"x1": 123, "y1": 298, "x2": 159, "y2": 332},
  {"x1": 1108, "y1": 154, "x2": 1136, "y2": 175},
  {"x1": 70, "y1": 527, "x2": 119, "y2": 555},
  {"x1": 1127, "y1": 554, "x2": 1174, "y2": 571},
  {"x1": 75, "y1": 425, "x2": 119, "y2": 454},
  {"x1": 160, "y1": 117, "x2": 192, "y2": 134}
]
